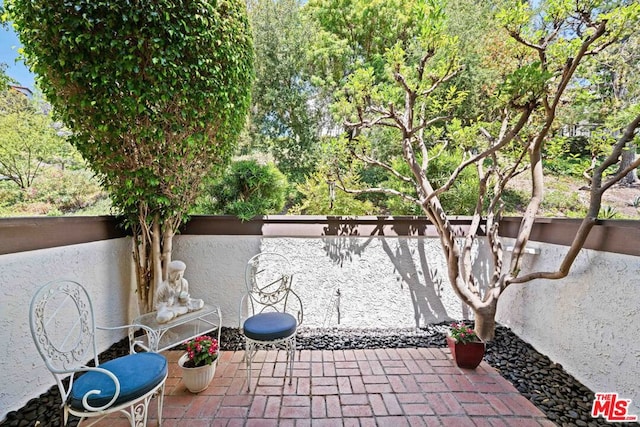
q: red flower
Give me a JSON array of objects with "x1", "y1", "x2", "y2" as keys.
[{"x1": 184, "y1": 335, "x2": 219, "y2": 367}]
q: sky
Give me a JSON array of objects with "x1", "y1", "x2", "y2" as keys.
[{"x1": 1, "y1": 2, "x2": 36, "y2": 90}]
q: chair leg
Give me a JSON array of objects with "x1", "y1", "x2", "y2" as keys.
[
  {"x1": 289, "y1": 338, "x2": 295, "y2": 385},
  {"x1": 156, "y1": 383, "x2": 165, "y2": 427},
  {"x1": 130, "y1": 399, "x2": 148, "y2": 427},
  {"x1": 246, "y1": 341, "x2": 254, "y2": 392}
]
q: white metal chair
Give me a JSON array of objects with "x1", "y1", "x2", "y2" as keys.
[
  {"x1": 29, "y1": 280, "x2": 167, "y2": 426},
  {"x1": 239, "y1": 253, "x2": 303, "y2": 391}
]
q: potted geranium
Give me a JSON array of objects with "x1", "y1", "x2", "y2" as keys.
[
  {"x1": 446, "y1": 322, "x2": 485, "y2": 369},
  {"x1": 177, "y1": 335, "x2": 219, "y2": 393}
]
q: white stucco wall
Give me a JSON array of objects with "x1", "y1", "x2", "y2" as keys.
[
  {"x1": 496, "y1": 239, "x2": 640, "y2": 417},
  {"x1": 171, "y1": 235, "x2": 479, "y2": 330},
  {"x1": 0, "y1": 238, "x2": 135, "y2": 420}
]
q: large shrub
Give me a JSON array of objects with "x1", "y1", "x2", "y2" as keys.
[
  {"x1": 8, "y1": 0, "x2": 254, "y2": 311},
  {"x1": 197, "y1": 159, "x2": 288, "y2": 220}
]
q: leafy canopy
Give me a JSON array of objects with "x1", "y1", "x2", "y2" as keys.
[
  {"x1": 247, "y1": 0, "x2": 320, "y2": 183},
  {"x1": 197, "y1": 159, "x2": 289, "y2": 220},
  {"x1": 0, "y1": 89, "x2": 63, "y2": 189},
  {"x1": 7, "y1": 0, "x2": 254, "y2": 225}
]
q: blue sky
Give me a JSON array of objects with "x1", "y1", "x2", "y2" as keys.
[{"x1": 1, "y1": 1, "x2": 36, "y2": 90}]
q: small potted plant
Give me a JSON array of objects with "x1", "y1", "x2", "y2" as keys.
[
  {"x1": 178, "y1": 335, "x2": 219, "y2": 393},
  {"x1": 446, "y1": 322, "x2": 485, "y2": 369}
]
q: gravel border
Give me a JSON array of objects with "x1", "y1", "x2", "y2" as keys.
[{"x1": 2, "y1": 323, "x2": 638, "y2": 427}]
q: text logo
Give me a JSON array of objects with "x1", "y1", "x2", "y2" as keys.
[{"x1": 591, "y1": 393, "x2": 638, "y2": 423}]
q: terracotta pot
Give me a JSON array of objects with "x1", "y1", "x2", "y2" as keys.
[
  {"x1": 446, "y1": 335, "x2": 485, "y2": 369},
  {"x1": 178, "y1": 353, "x2": 217, "y2": 393}
]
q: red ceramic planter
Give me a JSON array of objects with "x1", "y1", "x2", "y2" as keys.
[{"x1": 446, "y1": 335, "x2": 485, "y2": 369}]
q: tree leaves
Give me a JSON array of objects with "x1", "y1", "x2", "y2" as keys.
[{"x1": 7, "y1": 0, "x2": 254, "y2": 226}]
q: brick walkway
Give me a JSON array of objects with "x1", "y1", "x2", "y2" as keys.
[{"x1": 94, "y1": 348, "x2": 554, "y2": 426}]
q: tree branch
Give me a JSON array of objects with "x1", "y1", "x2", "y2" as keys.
[
  {"x1": 419, "y1": 66, "x2": 463, "y2": 97},
  {"x1": 353, "y1": 151, "x2": 413, "y2": 184},
  {"x1": 335, "y1": 177, "x2": 421, "y2": 205},
  {"x1": 424, "y1": 107, "x2": 533, "y2": 206},
  {"x1": 508, "y1": 112, "x2": 640, "y2": 285}
]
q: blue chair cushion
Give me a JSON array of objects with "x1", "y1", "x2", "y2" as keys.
[
  {"x1": 70, "y1": 352, "x2": 167, "y2": 411},
  {"x1": 244, "y1": 312, "x2": 297, "y2": 341}
]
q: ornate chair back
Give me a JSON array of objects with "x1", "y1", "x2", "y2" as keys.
[
  {"x1": 240, "y1": 253, "x2": 303, "y2": 390},
  {"x1": 29, "y1": 280, "x2": 167, "y2": 426}
]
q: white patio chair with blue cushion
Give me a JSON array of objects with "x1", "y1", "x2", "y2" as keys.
[
  {"x1": 239, "y1": 253, "x2": 303, "y2": 391},
  {"x1": 29, "y1": 280, "x2": 167, "y2": 426}
]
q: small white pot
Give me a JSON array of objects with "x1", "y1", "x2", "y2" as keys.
[{"x1": 178, "y1": 353, "x2": 217, "y2": 393}]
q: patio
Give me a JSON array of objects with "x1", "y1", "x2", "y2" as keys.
[
  {"x1": 3, "y1": 217, "x2": 639, "y2": 425},
  {"x1": 94, "y1": 348, "x2": 552, "y2": 426}
]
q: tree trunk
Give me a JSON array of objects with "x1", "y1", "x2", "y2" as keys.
[
  {"x1": 150, "y1": 219, "x2": 163, "y2": 312},
  {"x1": 474, "y1": 303, "x2": 497, "y2": 342},
  {"x1": 619, "y1": 143, "x2": 639, "y2": 185}
]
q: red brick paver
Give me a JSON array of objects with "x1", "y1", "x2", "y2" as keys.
[{"x1": 92, "y1": 348, "x2": 553, "y2": 426}]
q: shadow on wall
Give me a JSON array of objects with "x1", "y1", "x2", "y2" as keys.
[{"x1": 319, "y1": 218, "x2": 484, "y2": 328}]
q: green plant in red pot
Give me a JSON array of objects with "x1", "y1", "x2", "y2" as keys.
[{"x1": 446, "y1": 322, "x2": 485, "y2": 369}]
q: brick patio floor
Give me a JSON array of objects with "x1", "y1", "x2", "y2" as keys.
[{"x1": 93, "y1": 348, "x2": 554, "y2": 426}]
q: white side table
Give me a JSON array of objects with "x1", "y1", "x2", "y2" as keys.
[{"x1": 130, "y1": 304, "x2": 222, "y2": 353}]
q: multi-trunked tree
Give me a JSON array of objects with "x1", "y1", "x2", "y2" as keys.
[
  {"x1": 7, "y1": 0, "x2": 255, "y2": 313},
  {"x1": 311, "y1": 0, "x2": 640, "y2": 340}
]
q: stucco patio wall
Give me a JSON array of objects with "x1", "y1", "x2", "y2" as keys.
[
  {"x1": 497, "y1": 238, "x2": 640, "y2": 418},
  {"x1": 170, "y1": 235, "x2": 481, "y2": 330},
  {"x1": 174, "y1": 233, "x2": 640, "y2": 417}
]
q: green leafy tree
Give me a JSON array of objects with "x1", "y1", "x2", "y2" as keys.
[
  {"x1": 7, "y1": 0, "x2": 254, "y2": 312},
  {"x1": 290, "y1": 169, "x2": 375, "y2": 216},
  {"x1": 0, "y1": 64, "x2": 13, "y2": 89},
  {"x1": 246, "y1": 0, "x2": 321, "y2": 183},
  {"x1": 196, "y1": 159, "x2": 288, "y2": 220},
  {"x1": 312, "y1": 0, "x2": 640, "y2": 340},
  {"x1": 565, "y1": 31, "x2": 640, "y2": 184},
  {"x1": 0, "y1": 88, "x2": 61, "y2": 189},
  {"x1": 303, "y1": 0, "x2": 425, "y2": 89}
]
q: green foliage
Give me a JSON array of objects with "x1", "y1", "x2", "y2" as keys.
[
  {"x1": 543, "y1": 136, "x2": 591, "y2": 178},
  {"x1": 28, "y1": 167, "x2": 106, "y2": 212},
  {"x1": 599, "y1": 205, "x2": 619, "y2": 219},
  {"x1": 0, "y1": 63, "x2": 14, "y2": 88},
  {"x1": 500, "y1": 188, "x2": 529, "y2": 215},
  {"x1": 0, "y1": 180, "x2": 24, "y2": 215},
  {"x1": 8, "y1": 0, "x2": 254, "y2": 310},
  {"x1": 426, "y1": 149, "x2": 479, "y2": 215},
  {"x1": 442, "y1": 0, "x2": 507, "y2": 118},
  {"x1": 544, "y1": 154, "x2": 590, "y2": 178},
  {"x1": 304, "y1": 0, "x2": 418, "y2": 86},
  {"x1": 7, "y1": 0, "x2": 254, "y2": 227},
  {"x1": 364, "y1": 152, "x2": 476, "y2": 216},
  {"x1": 196, "y1": 159, "x2": 289, "y2": 220},
  {"x1": 306, "y1": 0, "x2": 472, "y2": 215},
  {"x1": 0, "y1": 89, "x2": 67, "y2": 189},
  {"x1": 540, "y1": 188, "x2": 583, "y2": 216},
  {"x1": 499, "y1": 61, "x2": 553, "y2": 108},
  {"x1": 72, "y1": 196, "x2": 112, "y2": 216},
  {"x1": 0, "y1": 166, "x2": 105, "y2": 216},
  {"x1": 246, "y1": 0, "x2": 320, "y2": 183},
  {"x1": 290, "y1": 170, "x2": 375, "y2": 216}
]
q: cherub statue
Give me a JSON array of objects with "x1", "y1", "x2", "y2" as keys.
[{"x1": 155, "y1": 260, "x2": 204, "y2": 323}]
